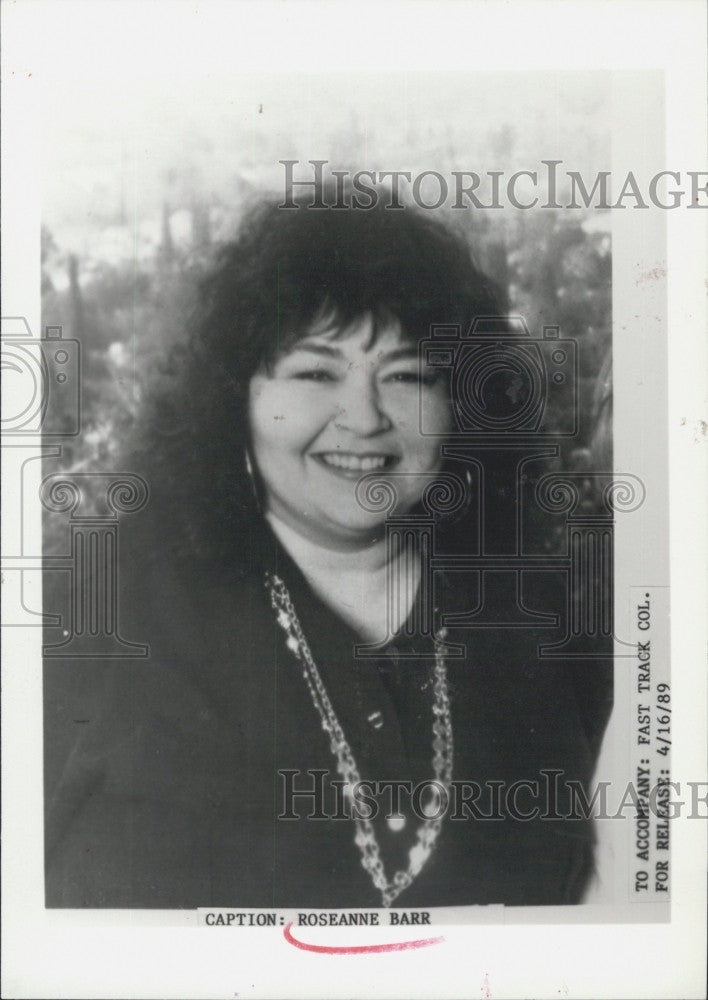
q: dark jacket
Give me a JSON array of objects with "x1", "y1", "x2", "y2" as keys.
[{"x1": 44, "y1": 513, "x2": 612, "y2": 909}]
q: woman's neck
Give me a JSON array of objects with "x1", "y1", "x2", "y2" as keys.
[{"x1": 265, "y1": 511, "x2": 420, "y2": 642}]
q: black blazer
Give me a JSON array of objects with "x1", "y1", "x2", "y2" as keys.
[{"x1": 44, "y1": 513, "x2": 613, "y2": 909}]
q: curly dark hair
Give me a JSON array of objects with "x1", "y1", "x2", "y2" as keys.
[{"x1": 130, "y1": 189, "x2": 504, "y2": 575}]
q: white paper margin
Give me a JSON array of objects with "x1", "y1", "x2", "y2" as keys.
[{"x1": 2, "y1": 2, "x2": 706, "y2": 998}]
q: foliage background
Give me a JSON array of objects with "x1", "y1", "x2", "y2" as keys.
[{"x1": 41, "y1": 72, "x2": 612, "y2": 519}]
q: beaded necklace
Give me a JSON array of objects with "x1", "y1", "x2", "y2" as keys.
[{"x1": 266, "y1": 571, "x2": 454, "y2": 907}]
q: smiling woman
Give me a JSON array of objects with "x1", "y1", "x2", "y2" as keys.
[
  {"x1": 249, "y1": 319, "x2": 451, "y2": 540},
  {"x1": 249, "y1": 316, "x2": 454, "y2": 641},
  {"x1": 44, "y1": 188, "x2": 613, "y2": 910}
]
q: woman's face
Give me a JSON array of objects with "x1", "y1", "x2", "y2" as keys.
[{"x1": 248, "y1": 315, "x2": 452, "y2": 548}]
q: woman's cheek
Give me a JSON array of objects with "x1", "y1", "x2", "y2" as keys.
[
  {"x1": 250, "y1": 380, "x2": 296, "y2": 434},
  {"x1": 420, "y1": 385, "x2": 454, "y2": 437},
  {"x1": 250, "y1": 380, "x2": 333, "y2": 459}
]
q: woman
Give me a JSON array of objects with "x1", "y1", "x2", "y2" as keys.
[{"x1": 44, "y1": 190, "x2": 613, "y2": 909}]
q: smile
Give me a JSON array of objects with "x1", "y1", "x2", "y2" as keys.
[{"x1": 312, "y1": 452, "x2": 398, "y2": 477}]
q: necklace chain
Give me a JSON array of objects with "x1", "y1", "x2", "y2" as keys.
[{"x1": 266, "y1": 571, "x2": 454, "y2": 907}]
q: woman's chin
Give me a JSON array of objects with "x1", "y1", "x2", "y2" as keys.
[
  {"x1": 308, "y1": 510, "x2": 388, "y2": 547},
  {"x1": 267, "y1": 502, "x2": 387, "y2": 550}
]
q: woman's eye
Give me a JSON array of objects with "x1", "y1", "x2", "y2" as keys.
[
  {"x1": 292, "y1": 369, "x2": 337, "y2": 382},
  {"x1": 385, "y1": 370, "x2": 439, "y2": 387}
]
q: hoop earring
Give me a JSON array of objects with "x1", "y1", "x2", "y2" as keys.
[{"x1": 244, "y1": 447, "x2": 262, "y2": 514}]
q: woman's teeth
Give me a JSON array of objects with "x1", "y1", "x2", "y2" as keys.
[{"x1": 318, "y1": 453, "x2": 391, "y2": 471}]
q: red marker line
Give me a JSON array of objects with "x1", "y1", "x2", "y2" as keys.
[{"x1": 283, "y1": 921, "x2": 444, "y2": 955}]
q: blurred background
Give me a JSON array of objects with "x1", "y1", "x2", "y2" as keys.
[{"x1": 41, "y1": 70, "x2": 612, "y2": 473}]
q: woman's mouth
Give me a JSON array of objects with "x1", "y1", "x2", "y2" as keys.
[{"x1": 312, "y1": 452, "x2": 398, "y2": 479}]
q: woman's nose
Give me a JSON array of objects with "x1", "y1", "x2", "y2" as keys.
[{"x1": 334, "y1": 377, "x2": 392, "y2": 436}]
